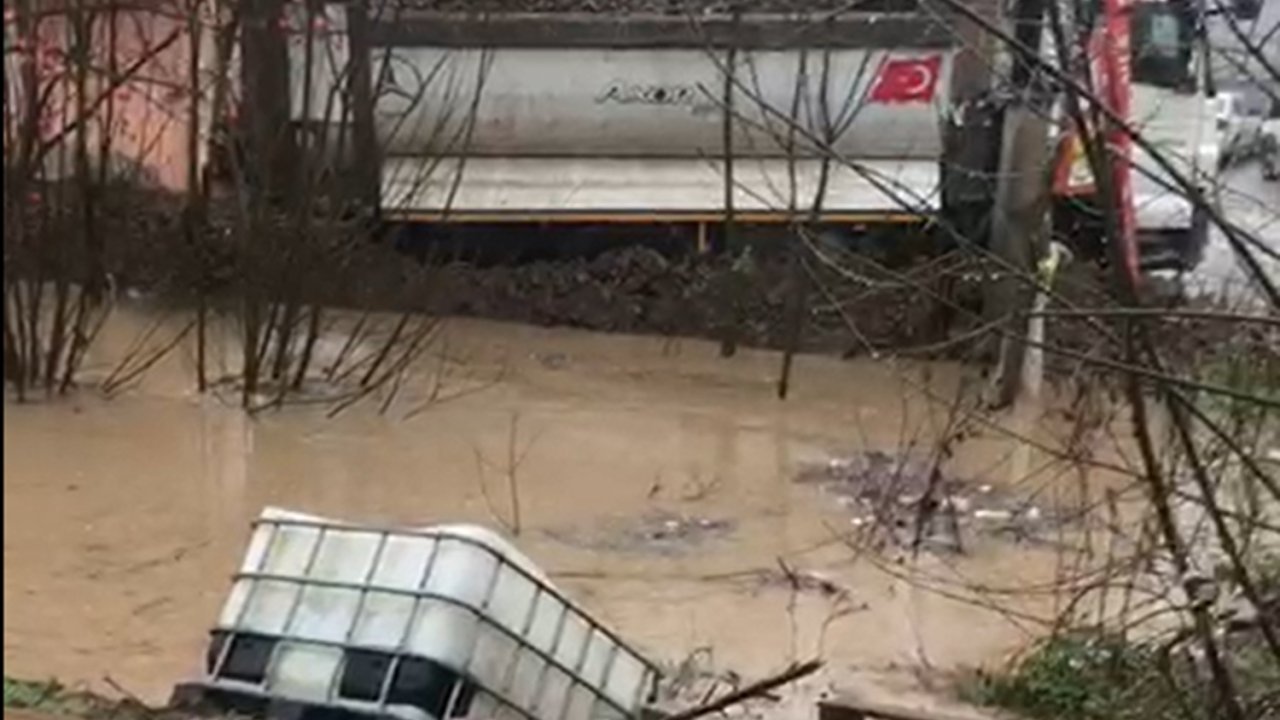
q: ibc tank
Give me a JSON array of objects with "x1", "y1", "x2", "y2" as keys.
[{"x1": 182, "y1": 507, "x2": 660, "y2": 720}]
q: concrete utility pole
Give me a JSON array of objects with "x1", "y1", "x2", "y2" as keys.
[{"x1": 986, "y1": 0, "x2": 1053, "y2": 407}]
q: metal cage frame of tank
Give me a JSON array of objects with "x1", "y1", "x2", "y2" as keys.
[{"x1": 181, "y1": 510, "x2": 662, "y2": 720}]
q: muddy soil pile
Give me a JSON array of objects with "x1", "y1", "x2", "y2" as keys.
[
  {"x1": 66, "y1": 187, "x2": 984, "y2": 356},
  {"x1": 46, "y1": 183, "x2": 1266, "y2": 367},
  {"x1": 423, "y1": 245, "x2": 978, "y2": 354}
]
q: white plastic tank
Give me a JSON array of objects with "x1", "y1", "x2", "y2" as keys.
[{"x1": 195, "y1": 507, "x2": 659, "y2": 720}]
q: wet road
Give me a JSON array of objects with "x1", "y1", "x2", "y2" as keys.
[{"x1": 1191, "y1": 161, "x2": 1280, "y2": 302}]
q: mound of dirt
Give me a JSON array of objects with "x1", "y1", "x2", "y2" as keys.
[
  {"x1": 423, "y1": 244, "x2": 984, "y2": 354},
  {"x1": 16, "y1": 184, "x2": 988, "y2": 357}
]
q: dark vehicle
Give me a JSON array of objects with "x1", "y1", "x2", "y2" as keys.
[{"x1": 1262, "y1": 98, "x2": 1279, "y2": 181}]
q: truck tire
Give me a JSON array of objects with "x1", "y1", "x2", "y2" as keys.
[
  {"x1": 1177, "y1": 203, "x2": 1210, "y2": 271},
  {"x1": 1262, "y1": 136, "x2": 1279, "y2": 181},
  {"x1": 1135, "y1": 203, "x2": 1209, "y2": 273}
]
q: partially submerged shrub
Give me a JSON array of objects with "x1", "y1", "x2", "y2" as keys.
[
  {"x1": 965, "y1": 628, "x2": 1279, "y2": 720},
  {"x1": 965, "y1": 632, "x2": 1165, "y2": 720},
  {"x1": 3, "y1": 676, "x2": 81, "y2": 713}
]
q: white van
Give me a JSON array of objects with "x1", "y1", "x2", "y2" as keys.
[{"x1": 1215, "y1": 91, "x2": 1266, "y2": 167}]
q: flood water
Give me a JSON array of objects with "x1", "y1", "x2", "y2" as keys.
[{"x1": 4, "y1": 304, "x2": 1104, "y2": 710}]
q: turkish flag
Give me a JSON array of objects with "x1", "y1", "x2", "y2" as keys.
[{"x1": 869, "y1": 55, "x2": 943, "y2": 104}]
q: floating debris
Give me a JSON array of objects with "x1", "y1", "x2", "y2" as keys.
[
  {"x1": 544, "y1": 511, "x2": 735, "y2": 557},
  {"x1": 795, "y1": 451, "x2": 1070, "y2": 552}
]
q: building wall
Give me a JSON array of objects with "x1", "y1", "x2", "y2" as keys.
[{"x1": 4, "y1": 2, "x2": 217, "y2": 191}]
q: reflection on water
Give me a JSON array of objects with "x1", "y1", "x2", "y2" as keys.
[{"x1": 5, "y1": 304, "x2": 1078, "y2": 705}]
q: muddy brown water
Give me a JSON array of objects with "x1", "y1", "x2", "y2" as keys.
[{"x1": 4, "y1": 304, "x2": 1108, "y2": 709}]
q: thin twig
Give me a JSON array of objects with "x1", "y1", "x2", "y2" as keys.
[{"x1": 664, "y1": 659, "x2": 824, "y2": 720}]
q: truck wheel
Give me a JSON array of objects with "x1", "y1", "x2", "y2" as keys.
[
  {"x1": 1262, "y1": 139, "x2": 1279, "y2": 181},
  {"x1": 1182, "y1": 204, "x2": 1210, "y2": 270}
]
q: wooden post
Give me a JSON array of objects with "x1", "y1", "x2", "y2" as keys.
[
  {"x1": 717, "y1": 17, "x2": 741, "y2": 358},
  {"x1": 721, "y1": 15, "x2": 738, "y2": 253},
  {"x1": 345, "y1": 0, "x2": 380, "y2": 220},
  {"x1": 184, "y1": 0, "x2": 207, "y2": 391},
  {"x1": 240, "y1": 0, "x2": 294, "y2": 204}
]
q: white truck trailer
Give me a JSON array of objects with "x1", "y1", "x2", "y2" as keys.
[{"x1": 270, "y1": 0, "x2": 1229, "y2": 270}]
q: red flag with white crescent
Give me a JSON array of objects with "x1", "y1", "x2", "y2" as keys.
[{"x1": 870, "y1": 55, "x2": 943, "y2": 104}]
